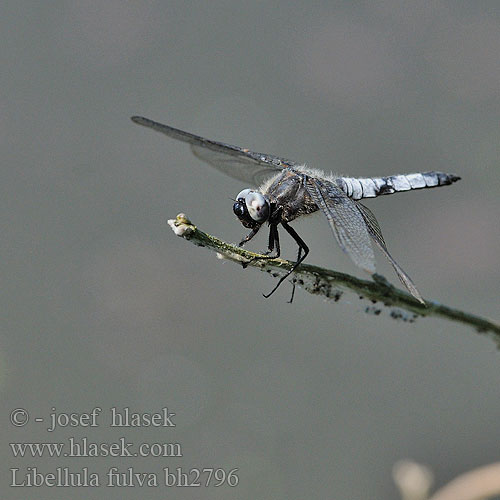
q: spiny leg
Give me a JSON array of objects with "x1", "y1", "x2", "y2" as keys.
[
  {"x1": 269, "y1": 223, "x2": 280, "y2": 255},
  {"x1": 238, "y1": 226, "x2": 260, "y2": 247},
  {"x1": 263, "y1": 221, "x2": 309, "y2": 299},
  {"x1": 242, "y1": 224, "x2": 280, "y2": 268},
  {"x1": 239, "y1": 226, "x2": 260, "y2": 269},
  {"x1": 287, "y1": 244, "x2": 303, "y2": 303}
]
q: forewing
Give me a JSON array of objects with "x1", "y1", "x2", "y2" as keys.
[
  {"x1": 131, "y1": 116, "x2": 296, "y2": 186},
  {"x1": 304, "y1": 177, "x2": 376, "y2": 273},
  {"x1": 357, "y1": 204, "x2": 423, "y2": 302}
]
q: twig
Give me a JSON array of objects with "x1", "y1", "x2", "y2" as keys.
[{"x1": 168, "y1": 214, "x2": 500, "y2": 344}]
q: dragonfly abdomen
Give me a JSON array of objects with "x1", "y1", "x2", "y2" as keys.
[{"x1": 337, "y1": 171, "x2": 460, "y2": 200}]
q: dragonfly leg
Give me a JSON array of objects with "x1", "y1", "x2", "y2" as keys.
[
  {"x1": 242, "y1": 224, "x2": 281, "y2": 268},
  {"x1": 238, "y1": 226, "x2": 260, "y2": 247},
  {"x1": 263, "y1": 221, "x2": 309, "y2": 299},
  {"x1": 287, "y1": 245, "x2": 303, "y2": 303}
]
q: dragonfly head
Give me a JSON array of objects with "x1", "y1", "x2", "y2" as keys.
[{"x1": 233, "y1": 189, "x2": 270, "y2": 228}]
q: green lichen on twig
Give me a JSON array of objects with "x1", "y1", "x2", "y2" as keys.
[{"x1": 168, "y1": 213, "x2": 500, "y2": 344}]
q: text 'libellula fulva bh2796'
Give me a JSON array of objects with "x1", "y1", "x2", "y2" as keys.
[{"x1": 132, "y1": 116, "x2": 460, "y2": 303}]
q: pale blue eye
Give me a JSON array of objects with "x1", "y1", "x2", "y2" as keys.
[
  {"x1": 236, "y1": 188, "x2": 252, "y2": 201},
  {"x1": 245, "y1": 191, "x2": 269, "y2": 222}
]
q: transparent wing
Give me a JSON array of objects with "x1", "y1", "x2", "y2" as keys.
[
  {"x1": 305, "y1": 177, "x2": 424, "y2": 301},
  {"x1": 131, "y1": 116, "x2": 297, "y2": 186},
  {"x1": 304, "y1": 176, "x2": 377, "y2": 274},
  {"x1": 357, "y1": 204, "x2": 423, "y2": 302}
]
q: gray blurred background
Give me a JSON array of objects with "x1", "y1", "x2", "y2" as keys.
[{"x1": 1, "y1": 1, "x2": 499, "y2": 499}]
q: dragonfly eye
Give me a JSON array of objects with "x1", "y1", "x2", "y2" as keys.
[
  {"x1": 236, "y1": 188, "x2": 252, "y2": 200},
  {"x1": 244, "y1": 191, "x2": 269, "y2": 222},
  {"x1": 233, "y1": 200, "x2": 258, "y2": 228},
  {"x1": 233, "y1": 201, "x2": 246, "y2": 219},
  {"x1": 233, "y1": 189, "x2": 269, "y2": 227}
]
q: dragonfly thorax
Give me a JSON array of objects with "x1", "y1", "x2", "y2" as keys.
[{"x1": 233, "y1": 189, "x2": 270, "y2": 228}]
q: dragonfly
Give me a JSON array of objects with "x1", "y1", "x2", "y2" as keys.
[{"x1": 131, "y1": 115, "x2": 460, "y2": 302}]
